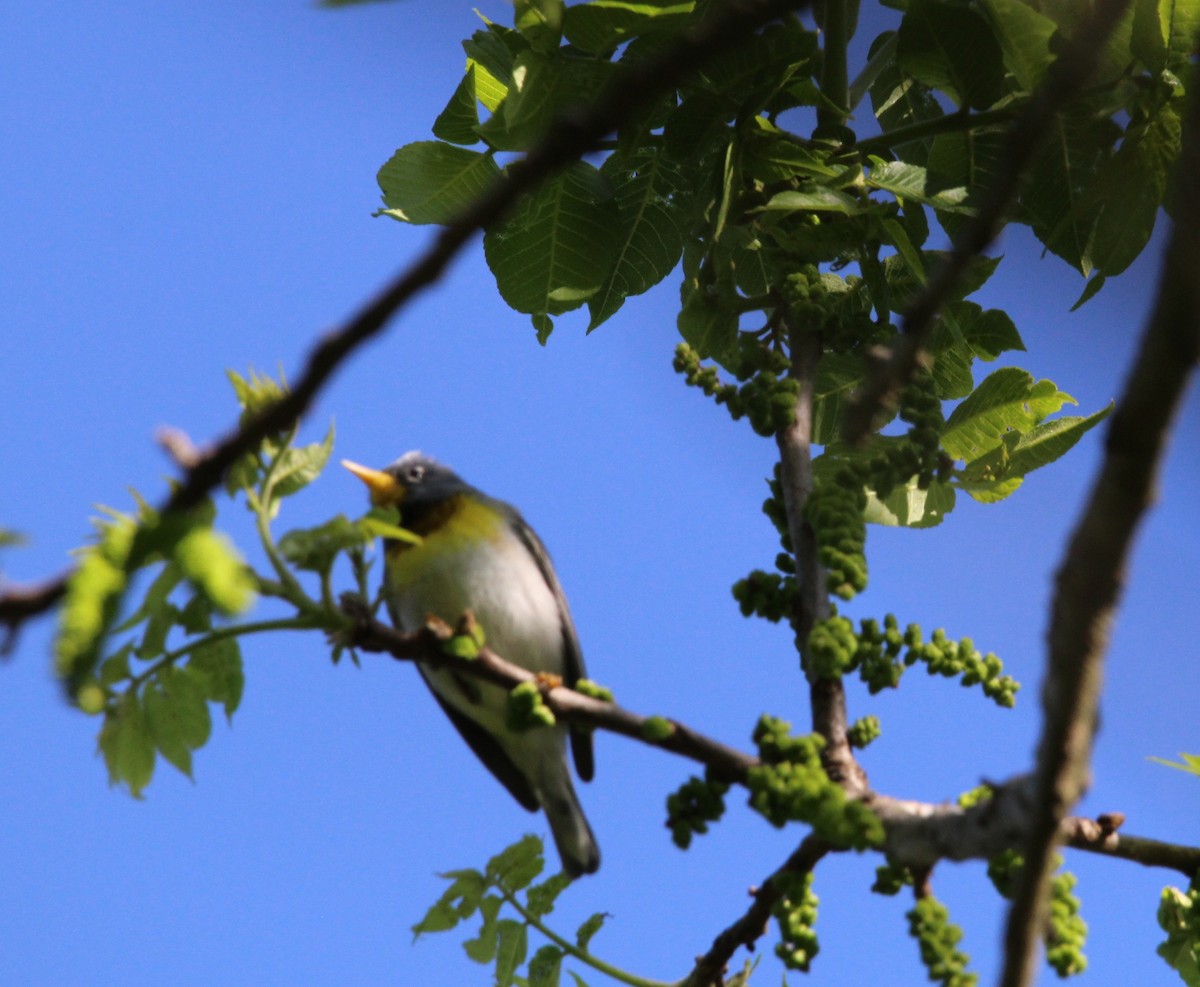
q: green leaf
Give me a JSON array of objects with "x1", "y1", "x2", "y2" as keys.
[
  {"x1": 136, "y1": 600, "x2": 179, "y2": 660},
  {"x1": 1150, "y1": 752, "x2": 1200, "y2": 776},
  {"x1": 172, "y1": 527, "x2": 255, "y2": 616},
  {"x1": 897, "y1": 0, "x2": 1005, "y2": 110},
  {"x1": 757, "y1": 187, "x2": 865, "y2": 215},
  {"x1": 575, "y1": 912, "x2": 607, "y2": 950},
  {"x1": 1020, "y1": 113, "x2": 1121, "y2": 275},
  {"x1": 1071, "y1": 274, "x2": 1107, "y2": 311},
  {"x1": 98, "y1": 645, "x2": 133, "y2": 687},
  {"x1": 943, "y1": 301, "x2": 1025, "y2": 361},
  {"x1": 463, "y1": 894, "x2": 503, "y2": 963},
  {"x1": 1133, "y1": 0, "x2": 1200, "y2": 72},
  {"x1": 412, "y1": 869, "x2": 486, "y2": 938},
  {"x1": 1086, "y1": 103, "x2": 1180, "y2": 278},
  {"x1": 188, "y1": 637, "x2": 244, "y2": 721},
  {"x1": 1157, "y1": 884, "x2": 1200, "y2": 985},
  {"x1": 114, "y1": 561, "x2": 183, "y2": 634},
  {"x1": 144, "y1": 665, "x2": 212, "y2": 778},
  {"x1": 463, "y1": 24, "x2": 528, "y2": 115},
  {"x1": 811, "y1": 352, "x2": 869, "y2": 445},
  {"x1": 743, "y1": 122, "x2": 848, "y2": 183},
  {"x1": 527, "y1": 945, "x2": 565, "y2": 987},
  {"x1": 475, "y1": 50, "x2": 613, "y2": 152},
  {"x1": 486, "y1": 834, "x2": 545, "y2": 890},
  {"x1": 98, "y1": 693, "x2": 156, "y2": 797},
  {"x1": 926, "y1": 129, "x2": 1006, "y2": 227},
  {"x1": 942, "y1": 368, "x2": 1075, "y2": 462},
  {"x1": 567, "y1": 973, "x2": 592, "y2": 987},
  {"x1": 1006, "y1": 404, "x2": 1113, "y2": 476},
  {"x1": 525, "y1": 872, "x2": 572, "y2": 919},
  {"x1": 495, "y1": 919, "x2": 529, "y2": 987},
  {"x1": 433, "y1": 67, "x2": 483, "y2": 146},
  {"x1": 483, "y1": 162, "x2": 622, "y2": 321},
  {"x1": 588, "y1": 148, "x2": 688, "y2": 330},
  {"x1": 377, "y1": 142, "x2": 500, "y2": 224},
  {"x1": 977, "y1": 0, "x2": 1056, "y2": 89},
  {"x1": 866, "y1": 158, "x2": 974, "y2": 213},
  {"x1": 870, "y1": 31, "x2": 943, "y2": 167},
  {"x1": 865, "y1": 477, "x2": 956, "y2": 528},
  {"x1": 562, "y1": 0, "x2": 695, "y2": 54},
  {"x1": 514, "y1": 0, "x2": 564, "y2": 53},
  {"x1": 886, "y1": 252, "x2": 1001, "y2": 309},
  {"x1": 279, "y1": 514, "x2": 371, "y2": 574}
]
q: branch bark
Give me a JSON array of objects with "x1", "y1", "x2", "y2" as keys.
[{"x1": 998, "y1": 70, "x2": 1200, "y2": 987}]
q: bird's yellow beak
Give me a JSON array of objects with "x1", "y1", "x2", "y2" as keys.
[{"x1": 341, "y1": 459, "x2": 404, "y2": 506}]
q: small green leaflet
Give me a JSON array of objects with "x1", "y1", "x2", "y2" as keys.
[
  {"x1": 941, "y1": 367, "x2": 1074, "y2": 461},
  {"x1": 866, "y1": 158, "x2": 973, "y2": 213},
  {"x1": 757, "y1": 187, "x2": 864, "y2": 215},
  {"x1": 1149, "y1": 752, "x2": 1200, "y2": 776}
]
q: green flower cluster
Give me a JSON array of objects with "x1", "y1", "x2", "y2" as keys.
[
  {"x1": 573, "y1": 678, "x2": 614, "y2": 703},
  {"x1": 505, "y1": 681, "x2": 555, "y2": 731},
  {"x1": 847, "y1": 715, "x2": 881, "y2": 749},
  {"x1": 804, "y1": 614, "x2": 1016, "y2": 706},
  {"x1": 748, "y1": 715, "x2": 883, "y2": 850},
  {"x1": 1046, "y1": 869, "x2": 1088, "y2": 977},
  {"x1": 904, "y1": 625, "x2": 1018, "y2": 708},
  {"x1": 782, "y1": 265, "x2": 831, "y2": 330},
  {"x1": 807, "y1": 615, "x2": 858, "y2": 678},
  {"x1": 895, "y1": 372, "x2": 949, "y2": 492},
  {"x1": 956, "y1": 783, "x2": 995, "y2": 809},
  {"x1": 665, "y1": 771, "x2": 731, "y2": 849},
  {"x1": 804, "y1": 468, "x2": 868, "y2": 599},
  {"x1": 731, "y1": 569, "x2": 797, "y2": 623},
  {"x1": 907, "y1": 896, "x2": 977, "y2": 987},
  {"x1": 872, "y1": 860, "x2": 914, "y2": 896},
  {"x1": 772, "y1": 868, "x2": 820, "y2": 971},
  {"x1": 673, "y1": 342, "x2": 800, "y2": 437},
  {"x1": 988, "y1": 851, "x2": 1088, "y2": 978}
]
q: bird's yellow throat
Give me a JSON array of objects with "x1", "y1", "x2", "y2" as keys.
[{"x1": 384, "y1": 494, "x2": 506, "y2": 588}]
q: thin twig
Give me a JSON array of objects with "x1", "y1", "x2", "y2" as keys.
[
  {"x1": 843, "y1": 0, "x2": 1135, "y2": 443},
  {"x1": 682, "y1": 835, "x2": 829, "y2": 987},
  {"x1": 0, "y1": 573, "x2": 69, "y2": 656},
  {"x1": 998, "y1": 64, "x2": 1200, "y2": 987},
  {"x1": 0, "y1": 0, "x2": 812, "y2": 644}
]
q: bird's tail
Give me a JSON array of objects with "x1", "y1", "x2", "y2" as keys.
[{"x1": 540, "y1": 770, "x2": 600, "y2": 878}]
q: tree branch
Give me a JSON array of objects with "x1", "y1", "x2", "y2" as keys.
[
  {"x1": 779, "y1": 324, "x2": 865, "y2": 793},
  {"x1": 342, "y1": 601, "x2": 1200, "y2": 880},
  {"x1": 682, "y1": 835, "x2": 829, "y2": 987},
  {"x1": 0, "y1": 0, "x2": 812, "y2": 648},
  {"x1": 843, "y1": 0, "x2": 1134, "y2": 443},
  {"x1": 0, "y1": 572, "x2": 69, "y2": 656},
  {"x1": 998, "y1": 67, "x2": 1200, "y2": 987}
]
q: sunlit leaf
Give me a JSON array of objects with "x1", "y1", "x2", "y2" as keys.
[{"x1": 377, "y1": 142, "x2": 500, "y2": 224}]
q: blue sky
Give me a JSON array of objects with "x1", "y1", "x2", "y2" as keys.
[{"x1": 1, "y1": 3, "x2": 1197, "y2": 985}]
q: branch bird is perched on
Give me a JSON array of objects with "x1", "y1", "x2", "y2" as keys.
[{"x1": 343, "y1": 452, "x2": 600, "y2": 877}]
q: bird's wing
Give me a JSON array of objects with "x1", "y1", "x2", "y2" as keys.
[
  {"x1": 510, "y1": 514, "x2": 595, "y2": 783},
  {"x1": 418, "y1": 665, "x2": 541, "y2": 812}
]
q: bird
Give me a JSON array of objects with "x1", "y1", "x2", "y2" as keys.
[{"x1": 342, "y1": 452, "x2": 600, "y2": 877}]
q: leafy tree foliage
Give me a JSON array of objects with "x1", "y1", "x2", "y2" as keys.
[{"x1": 9, "y1": 0, "x2": 1198, "y2": 984}]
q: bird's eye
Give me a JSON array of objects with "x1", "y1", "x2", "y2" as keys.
[{"x1": 407, "y1": 464, "x2": 426, "y2": 483}]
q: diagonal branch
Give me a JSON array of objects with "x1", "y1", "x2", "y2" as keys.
[
  {"x1": 0, "y1": 0, "x2": 812, "y2": 646},
  {"x1": 843, "y1": 0, "x2": 1134, "y2": 443},
  {"x1": 998, "y1": 74, "x2": 1200, "y2": 987},
  {"x1": 682, "y1": 834, "x2": 829, "y2": 987}
]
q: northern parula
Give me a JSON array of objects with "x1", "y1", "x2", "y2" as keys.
[{"x1": 343, "y1": 452, "x2": 600, "y2": 877}]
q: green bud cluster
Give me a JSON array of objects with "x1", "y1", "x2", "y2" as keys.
[
  {"x1": 783, "y1": 265, "x2": 830, "y2": 329},
  {"x1": 850, "y1": 614, "x2": 906, "y2": 691},
  {"x1": 989, "y1": 851, "x2": 1088, "y2": 977},
  {"x1": 986, "y1": 848, "x2": 1023, "y2": 898},
  {"x1": 771, "y1": 869, "x2": 820, "y2": 971},
  {"x1": 1158, "y1": 874, "x2": 1200, "y2": 980},
  {"x1": 748, "y1": 715, "x2": 883, "y2": 850},
  {"x1": 55, "y1": 515, "x2": 136, "y2": 685},
  {"x1": 641, "y1": 715, "x2": 676, "y2": 742},
  {"x1": 804, "y1": 467, "x2": 868, "y2": 600},
  {"x1": 897, "y1": 371, "x2": 948, "y2": 491},
  {"x1": 807, "y1": 615, "x2": 858, "y2": 678},
  {"x1": 673, "y1": 343, "x2": 800, "y2": 437},
  {"x1": 763, "y1": 469, "x2": 792, "y2": 552},
  {"x1": 906, "y1": 896, "x2": 978, "y2": 987},
  {"x1": 847, "y1": 715, "x2": 881, "y2": 749},
  {"x1": 872, "y1": 861, "x2": 914, "y2": 896},
  {"x1": 1046, "y1": 869, "x2": 1088, "y2": 977},
  {"x1": 665, "y1": 771, "x2": 731, "y2": 849},
  {"x1": 903, "y1": 625, "x2": 1019, "y2": 708},
  {"x1": 505, "y1": 681, "x2": 556, "y2": 731},
  {"x1": 732, "y1": 570, "x2": 797, "y2": 623}
]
